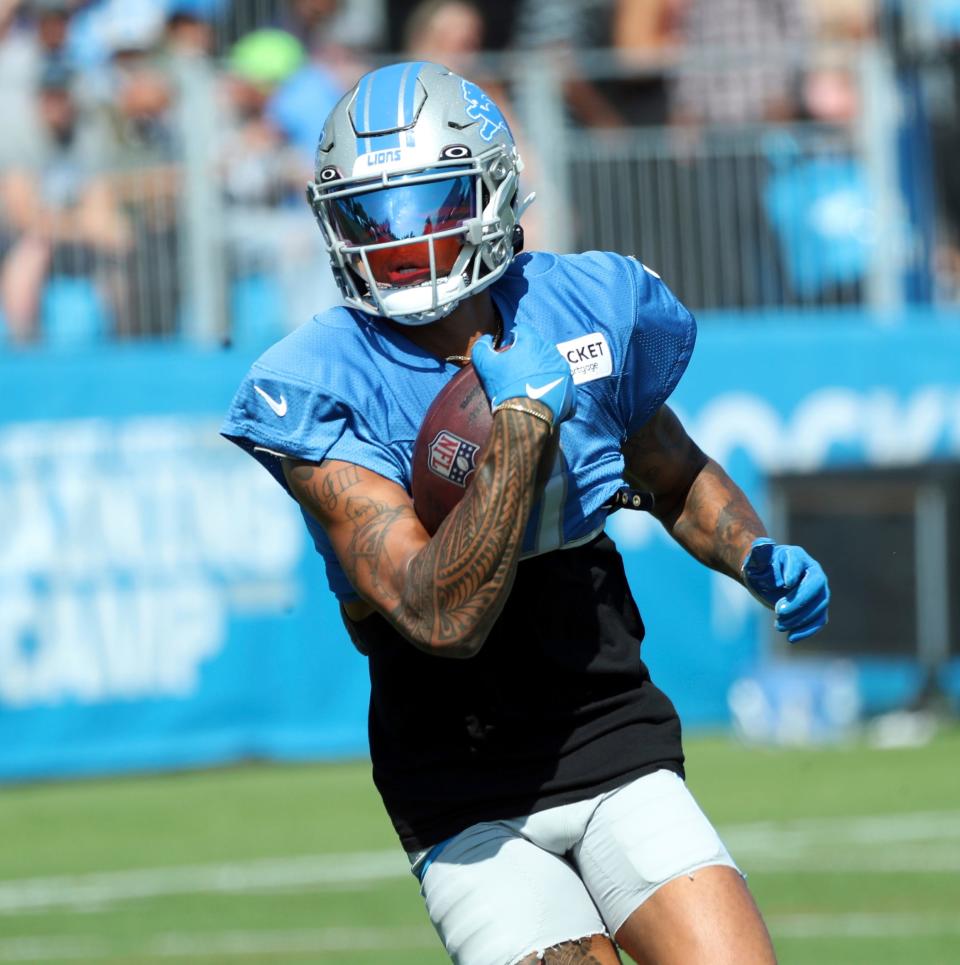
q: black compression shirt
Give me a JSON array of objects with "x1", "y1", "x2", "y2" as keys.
[{"x1": 348, "y1": 531, "x2": 685, "y2": 851}]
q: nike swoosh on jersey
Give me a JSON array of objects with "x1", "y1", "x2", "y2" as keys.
[
  {"x1": 526, "y1": 377, "x2": 564, "y2": 400},
  {"x1": 254, "y1": 384, "x2": 288, "y2": 417}
]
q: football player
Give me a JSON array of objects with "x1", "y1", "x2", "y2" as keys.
[{"x1": 222, "y1": 61, "x2": 830, "y2": 965}]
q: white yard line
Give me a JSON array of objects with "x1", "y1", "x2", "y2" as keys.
[
  {"x1": 723, "y1": 809, "x2": 960, "y2": 873},
  {"x1": 0, "y1": 851, "x2": 409, "y2": 914},
  {"x1": 0, "y1": 927, "x2": 438, "y2": 962},
  {"x1": 0, "y1": 937, "x2": 105, "y2": 963},
  {"x1": 723, "y1": 809, "x2": 960, "y2": 847},
  {"x1": 768, "y1": 912, "x2": 960, "y2": 939},
  {"x1": 151, "y1": 926, "x2": 437, "y2": 956},
  {"x1": 0, "y1": 811, "x2": 958, "y2": 915},
  {"x1": 732, "y1": 844, "x2": 960, "y2": 874}
]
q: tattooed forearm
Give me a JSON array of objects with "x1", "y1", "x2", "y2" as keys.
[
  {"x1": 281, "y1": 407, "x2": 551, "y2": 657},
  {"x1": 396, "y1": 406, "x2": 550, "y2": 655},
  {"x1": 622, "y1": 406, "x2": 766, "y2": 581},
  {"x1": 671, "y1": 460, "x2": 767, "y2": 579}
]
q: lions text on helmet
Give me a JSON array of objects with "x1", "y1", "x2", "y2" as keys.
[{"x1": 306, "y1": 61, "x2": 533, "y2": 326}]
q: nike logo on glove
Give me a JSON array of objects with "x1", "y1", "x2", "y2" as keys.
[
  {"x1": 254, "y1": 384, "x2": 288, "y2": 417},
  {"x1": 526, "y1": 377, "x2": 563, "y2": 400}
]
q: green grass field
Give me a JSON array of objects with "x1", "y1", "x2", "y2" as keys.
[{"x1": 1, "y1": 728, "x2": 958, "y2": 965}]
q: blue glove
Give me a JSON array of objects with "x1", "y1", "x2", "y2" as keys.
[
  {"x1": 472, "y1": 326, "x2": 576, "y2": 425},
  {"x1": 741, "y1": 538, "x2": 830, "y2": 643}
]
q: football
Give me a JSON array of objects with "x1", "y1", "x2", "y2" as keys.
[{"x1": 412, "y1": 363, "x2": 493, "y2": 535}]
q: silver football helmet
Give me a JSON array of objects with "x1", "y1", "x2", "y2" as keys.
[{"x1": 306, "y1": 61, "x2": 533, "y2": 325}]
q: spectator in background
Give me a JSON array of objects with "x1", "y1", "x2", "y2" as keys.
[
  {"x1": 28, "y1": 0, "x2": 72, "y2": 61},
  {"x1": 800, "y1": 0, "x2": 875, "y2": 125},
  {"x1": 264, "y1": 1, "x2": 358, "y2": 163},
  {"x1": 402, "y1": 0, "x2": 547, "y2": 249},
  {"x1": 387, "y1": 0, "x2": 519, "y2": 52},
  {"x1": 671, "y1": 0, "x2": 810, "y2": 126},
  {"x1": 917, "y1": 0, "x2": 960, "y2": 296},
  {"x1": 1, "y1": 0, "x2": 76, "y2": 69},
  {"x1": 276, "y1": 0, "x2": 341, "y2": 48},
  {"x1": 163, "y1": 0, "x2": 216, "y2": 58},
  {"x1": 221, "y1": 28, "x2": 338, "y2": 344},
  {"x1": 512, "y1": 0, "x2": 683, "y2": 128},
  {"x1": 222, "y1": 27, "x2": 306, "y2": 207},
  {"x1": 0, "y1": 0, "x2": 79, "y2": 166},
  {"x1": 276, "y1": 0, "x2": 377, "y2": 78},
  {"x1": 403, "y1": 0, "x2": 484, "y2": 69},
  {"x1": 0, "y1": 61, "x2": 129, "y2": 343},
  {"x1": 96, "y1": 9, "x2": 174, "y2": 161},
  {"x1": 403, "y1": 0, "x2": 509, "y2": 107},
  {"x1": 66, "y1": 0, "x2": 171, "y2": 68},
  {"x1": 90, "y1": 8, "x2": 183, "y2": 336}
]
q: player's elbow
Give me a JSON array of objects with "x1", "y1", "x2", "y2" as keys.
[
  {"x1": 409, "y1": 628, "x2": 487, "y2": 659},
  {"x1": 394, "y1": 610, "x2": 488, "y2": 658},
  {"x1": 395, "y1": 568, "x2": 493, "y2": 658},
  {"x1": 440, "y1": 632, "x2": 487, "y2": 659}
]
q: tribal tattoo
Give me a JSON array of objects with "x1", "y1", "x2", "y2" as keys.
[
  {"x1": 283, "y1": 405, "x2": 552, "y2": 657},
  {"x1": 395, "y1": 406, "x2": 550, "y2": 654},
  {"x1": 518, "y1": 936, "x2": 622, "y2": 964}
]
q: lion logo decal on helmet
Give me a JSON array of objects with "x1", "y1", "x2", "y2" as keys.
[
  {"x1": 306, "y1": 62, "x2": 533, "y2": 326},
  {"x1": 460, "y1": 78, "x2": 509, "y2": 142}
]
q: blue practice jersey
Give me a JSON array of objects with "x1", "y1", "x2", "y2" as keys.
[{"x1": 221, "y1": 251, "x2": 696, "y2": 601}]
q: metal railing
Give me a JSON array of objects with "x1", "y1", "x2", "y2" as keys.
[
  {"x1": 511, "y1": 43, "x2": 915, "y2": 315},
  {"x1": 0, "y1": 38, "x2": 939, "y2": 348}
]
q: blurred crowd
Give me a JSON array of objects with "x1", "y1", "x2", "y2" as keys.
[{"x1": 0, "y1": 0, "x2": 956, "y2": 347}]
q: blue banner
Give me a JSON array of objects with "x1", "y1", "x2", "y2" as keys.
[
  {"x1": 1, "y1": 311, "x2": 959, "y2": 779},
  {"x1": 609, "y1": 309, "x2": 960, "y2": 726},
  {"x1": 0, "y1": 346, "x2": 368, "y2": 780}
]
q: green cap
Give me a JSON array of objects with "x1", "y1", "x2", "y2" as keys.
[{"x1": 229, "y1": 29, "x2": 305, "y2": 89}]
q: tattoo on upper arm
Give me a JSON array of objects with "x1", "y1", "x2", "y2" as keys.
[
  {"x1": 622, "y1": 405, "x2": 702, "y2": 503},
  {"x1": 289, "y1": 461, "x2": 361, "y2": 513}
]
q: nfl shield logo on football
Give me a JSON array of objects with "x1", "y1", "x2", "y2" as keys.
[{"x1": 427, "y1": 430, "x2": 479, "y2": 487}]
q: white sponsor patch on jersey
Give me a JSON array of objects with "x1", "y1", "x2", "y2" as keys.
[
  {"x1": 556, "y1": 332, "x2": 613, "y2": 384},
  {"x1": 352, "y1": 147, "x2": 416, "y2": 176}
]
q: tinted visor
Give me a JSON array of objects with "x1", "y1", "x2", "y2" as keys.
[
  {"x1": 329, "y1": 175, "x2": 475, "y2": 245},
  {"x1": 329, "y1": 175, "x2": 475, "y2": 287}
]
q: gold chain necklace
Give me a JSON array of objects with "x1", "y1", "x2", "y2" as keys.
[{"x1": 445, "y1": 310, "x2": 503, "y2": 365}]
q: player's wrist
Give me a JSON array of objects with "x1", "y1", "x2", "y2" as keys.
[
  {"x1": 471, "y1": 327, "x2": 576, "y2": 425},
  {"x1": 492, "y1": 398, "x2": 554, "y2": 432},
  {"x1": 740, "y1": 536, "x2": 775, "y2": 573},
  {"x1": 740, "y1": 538, "x2": 778, "y2": 607}
]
